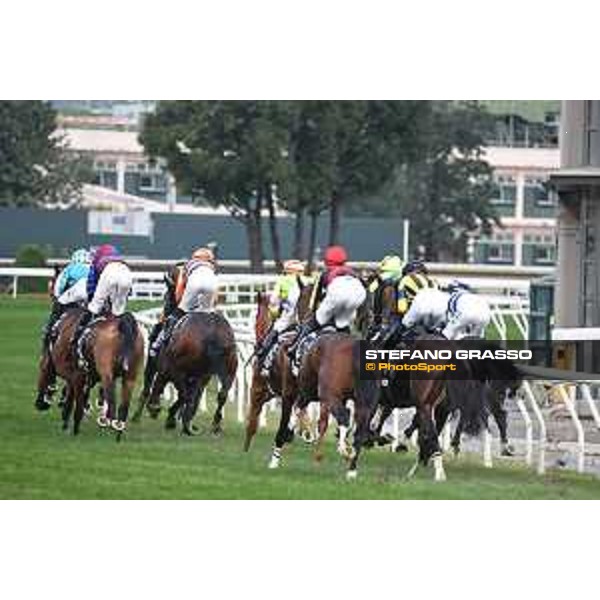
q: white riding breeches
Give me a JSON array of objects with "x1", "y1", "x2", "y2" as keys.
[
  {"x1": 88, "y1": 262, "x2": 133, "y2": 316},
  {"x1": 315, "y1": 276, "x2": 366, "y2": 330},
  {"x1": 56, "y1": 278, "x2": 88, "y2": 306},
  {"x1": 178, "y1": 266, "x2": 218, "y2": 312},
  {"x1": 402, "y1": 288, "x2": 450, "y2": 331},
  {"x1": 442, "y1": 292, "x2": 491, "y2": 340}
]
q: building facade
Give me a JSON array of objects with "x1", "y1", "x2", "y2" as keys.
[{"x1": 470, "y1": 146, "x2": 560, "y2": 267}]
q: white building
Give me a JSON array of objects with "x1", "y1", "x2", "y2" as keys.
[{"x1": 471, "y1": 146, "x2": 560, "y2": 267}]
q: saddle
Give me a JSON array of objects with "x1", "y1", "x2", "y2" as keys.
[
  {"x1": 291, "y1": 324, "x2": 337, "y2": 377},
  {"x1": 77, "y1": 315, "x2": 107, "y2": 371},
  {"x1": 260, "y1": 327, "x2": 298, "y2": 377}
]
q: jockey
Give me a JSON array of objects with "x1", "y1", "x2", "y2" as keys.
[
  {"x1": 42, "y1": 248, "x2": 91, "y2": 353},
  {"x1": 71, "y1": 244, "x2": 133, "y2": 365},
  {"x1": 149, "y1": 247, "x2": 218, "y2": 357},
  {"x1": 367, "y1": 254, "x2": 403, "y2": 339},
  {"x1": 401, "y1": 286, "x2": 450, "y2": 333},
  {"x1": 256, "y1": 259, "x2": 306, "y2": 366},
  {"x1": 442, "y1": 280, "x2": 491, "y2": 340},
  {"x1": 377, "y1": 259, "x2": 439, "y2": 347},
  {"x1": 287, "y1": 245, "x2": 366, "y2": 358},
  {"x1": 143, "y1": 261, "x2": 186, "y2": 386}
]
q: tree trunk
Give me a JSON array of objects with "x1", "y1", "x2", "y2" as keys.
[
  {"x1": 293, "y1": 205, "x2": 305, "y2": 260},
  {"x1": 265, "y1": 185, "x2": 283, "y2": 271},
  {"x1": 329, "y1": 190, "x2": 342, "y2": 245},
  {"x1": 247, "y1": 195, "x2": 264, "y2": 273},
  {"x1": 307, "y1": 210, "x2": 319, "y2": 271}
]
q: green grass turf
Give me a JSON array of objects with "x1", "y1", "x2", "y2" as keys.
[{"x1": 1, "y1": 295, "x2": 599, "y2": 499}]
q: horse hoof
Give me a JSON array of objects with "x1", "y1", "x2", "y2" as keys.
[
  {"x1": 35, "y1": 398, "x2": 52, "y2": 412},
  {"x1": 392, "y1": 443, "x2": 409, "y2": 453},
  {"x1": 268, "y1": 457, "x2": 281, "y2": 469},
  {"x1": 97, "y1": 415, "x2": 110, "y2": 428},
  {"x1": 211, "y1": 425, "x2": 223, "y2": 436},
  {"x1": 300, "y1": 431, "x2": 314, "y2": 444},
  {"x1": 111, "y1": 420, "x2": 126, "y2": 433},
  {"x1": 501, "y1": 445, "x2": 515, "y2": 457},
  {"x1": 346, "y1": 470, "x2": 358, "y2": 481},
  {"x1": 165, "y1": 418, "x2": 177, "y2": 430},
  {"x1": 182, "y1": 424, "x2": 199, "y2": 436}
]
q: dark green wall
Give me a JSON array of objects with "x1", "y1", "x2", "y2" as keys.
[{"x1": 0, "y1": 208, "x2": 406, "y2": 261}]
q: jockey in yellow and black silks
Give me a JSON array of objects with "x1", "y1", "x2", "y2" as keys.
[{"x1": 376, "y1": 259, "x2": 438, "y2": 347}]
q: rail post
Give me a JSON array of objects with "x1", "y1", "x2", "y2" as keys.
[
  {"x1": 556, "y1": 384, "x2": 585, "y2": 473},
  {"x1": 515, "y1": 391, "x2": 533, "y2": 466},
  {"x1": 522, "y1": 381, "x2": 547, "y2": 475}
]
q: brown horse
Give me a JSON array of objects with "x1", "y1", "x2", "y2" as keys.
[
  {"x1": 35, "y1": 309, "x2": 144, "y2": 438},
  {"x1": 244, "y1": 279, "x2": 314, "y2": 463},
  {"x1": 138, "y1": 311, "x2": 238, "y2": 436}
]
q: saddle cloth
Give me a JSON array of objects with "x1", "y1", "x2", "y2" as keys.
[{"x1": 291, "y1": 325, "x2": 337, "y2": 377}]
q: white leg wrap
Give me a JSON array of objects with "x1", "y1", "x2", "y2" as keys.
[
  {"x1": 433, "y1": 454, "x2": 447, "y2": 482},
  {"x1": 268, "y1": 447, "x2": 282, "y2": 469}
]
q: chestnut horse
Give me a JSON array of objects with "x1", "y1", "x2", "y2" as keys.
[
  {"x1": 244, "y1": 280, "x2": 314, "y2": 465},
  {"x1": 138, "y1": 312, "x2": 238, "y2": 436},
  {"x1": 35, "y1": 309, "x2": 144, "y2": 438}
]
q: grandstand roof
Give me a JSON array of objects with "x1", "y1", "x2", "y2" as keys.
[
  {"x1": 484, "y1": 146, "x2": 559, "y2": 170},
  {"x1": 58, "y1": 128, "x2": 143, "y2": 155}
]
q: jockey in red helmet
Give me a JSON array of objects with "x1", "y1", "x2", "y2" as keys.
[{"x1": 287, "y1": 245, "x2": 366, "y2": 367}]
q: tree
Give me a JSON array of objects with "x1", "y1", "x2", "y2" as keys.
[
  {"x1": 285, "y1": 101, "x2": 428, "y2": 251},
  {"x1": 0, "y1": 101, "x2": 91, "y2": 207},
  {"x1": 141, "y1": 101, "x2": 294, "y2": 271},
  {"x1": 386, "y1": 101, "x2": 498, "y2": 261}
]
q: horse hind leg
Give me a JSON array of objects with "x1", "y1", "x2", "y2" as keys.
[
  {"x1": 212, "y1": 358, "x2": 236, "y2": 435},
  {"x1": 114, "y1": 375, "x2": 136, "y2": 440},
  {"x1": 61, "y1": 385, "x2": 75, "y2": 431},
  {"x1": 181, "y1": 379, "x2": 207, "y2": 436},
  {"x1": 72, "y1": 377, "x2": 88, "y2": 436}
]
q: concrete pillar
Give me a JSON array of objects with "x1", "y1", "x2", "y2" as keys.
[
  {"x1": 515, "y1": 171, "x2": 525, "y2": 220},
  {"x1": 513, "y1": 228, "x2": 524, "y2": 267},
  {"x1": 116, "y1": 158, "x2": 126, "y2": 195},
  {"x1": 554, "y1": 200, "x2": 580, "y2": 327}
]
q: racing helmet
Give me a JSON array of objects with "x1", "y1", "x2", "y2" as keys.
[{"x1": 324, "y1": 245, "x2": 348, "y2": 268}]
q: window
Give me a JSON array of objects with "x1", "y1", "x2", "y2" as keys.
[
  {"x1": 491, "y1": 175, "x2": 517, "y2": 205},
  {"x1": 524, "y1": 175, "x2": 554, "y2": 206},
  {"x1": 139, "y1": 173, "x2": 166, "y2": 192},
  {"x1": 532, "y1": 244, "x2": 556, "y2": 265},
  {"x1": 487, "y1": 243, "x2": 514, "y2": 263}
]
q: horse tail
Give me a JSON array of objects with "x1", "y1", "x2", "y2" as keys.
[
  {"x1": 352, "y1": 342, "x2": 380, "y2": 417},
  {"x1": 118, "y1": 313, "x2": 138, "y2": 373},
  {"x1": 447, "y1": 377, "x2": 489, "y2": 437}
]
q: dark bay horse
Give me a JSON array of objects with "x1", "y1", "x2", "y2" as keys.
[
  {"x1": 35, "y1": 309, "x2": 144, "y2": 438},
  {"x1": 137, "y1": 312, "x2": 238, "y2": 436},
  {"x1": 371, "y1": 282, "x2": 517, "y2": 457}
]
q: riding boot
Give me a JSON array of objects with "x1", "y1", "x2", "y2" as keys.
[
  {"x1": 287, "y1": 315, "x2": 320, "y2": 359},
  {"x1": 381, "y1": 320, "x2": 404, "y2": 349},
  {"x1": 72, "y1": 309, "x2": 93, "y2": 367},
  {"x1": 256, "y1": 328, "x2": 278, "y2": 364},
  {"x1": 42, "y1": 300, "x2": 64, "y2": 354},
  {"x1": 150, "y1": 308, "x2": 184, "y2": 357}
]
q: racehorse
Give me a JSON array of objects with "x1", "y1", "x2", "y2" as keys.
[
  {"x1": 35, "y1": 308, "x2": 144, "y2": 438},
  {"x1": 370, "y1": 281, "x2": 517, "y2": 456},
  {"x1": 244, "y1": 279, "x2": 314, "y2": 461},
  {"x1": 138, "y1": 311, "x2": 238, "y2": 436}
]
